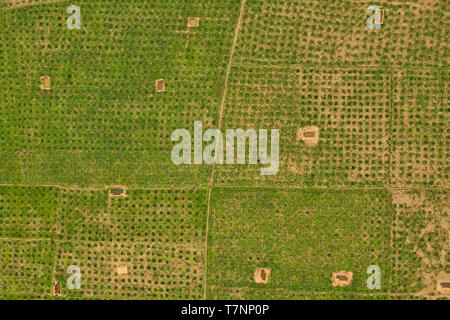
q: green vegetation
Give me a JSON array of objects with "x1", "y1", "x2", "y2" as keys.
[
  {"x1": 0, "y1": 186, "x2": 59, "y2": 239},
  {"x1": 0, "y1": 0, "x2": 447, "y2": 300},
  {"x1": 391, "y1": 190, "x2": 448, "y2": 294},
  {"x1": 55, "y1": 188, "x2": 208, "y2": 299},
  {"x1": 207, "y1": 188, "x2": 393, "y2": 298},
  {"x1": 0, "y1": 186, "x2": 208, "y2": 299},
  {"x1": 0, "y1": 0, "x2": 240, "y2": 187},
  {"x1": 0, "y1": 239, "x2": 55, "y2": 299},
  {"x1": 215, "y1": 66, "x2": 392, "y2": 187}
]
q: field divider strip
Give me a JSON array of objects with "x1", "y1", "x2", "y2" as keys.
[
  {"x1": 0, "y1": 237, "x2": 53, "y2": 242},
  {"x1": 0, "y1": 0, "x2": 65, "y2": 11},
  {"x1": 387, "y1": 67, "x2": 397, "y2": 281},
  {"x1": 209, "y1": 285, "x2": 431, "y2": 298},
  {"x1": 210, "y1": 185, "x2": 450, "y2": 191},
  {"x1": 0, "y1": 183, "x2": 209, "y2": 191},
  {"x1": 50, "y1": 188, "x2": 63, "y2": 295},
  {"x1": 232, "y1": 61, "x2": 448, "y2": 72},
  {"x1": 203, "y1": 0, "x2": 247, "y2": 300},
  {"x1": 0, "y1": 183, "x2": 448, "y2": 192}
]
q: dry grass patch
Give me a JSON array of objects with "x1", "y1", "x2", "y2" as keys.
[
  {"x1": 297, "y1": 126, "x2": 319, "y2": 147},
  {"x1": 52, "y1": 280, "x2": 61, "y2": 296},
  {"x1": 331, "y1": 271, "x2": 353, "y2": 287},
  {"x1": 116, "y1": 265, "x2": 128, "y2": 275},
  {"x1": 187, "y1": 17, "x2": 200, "y2": 28},
  {"x1": 436, "y1": 273, "x2": 450, "y2": 294},
  {"x1": 1, "y1": 0, "x2": 61, "y2": 10},
  {"x1": 155, "y1": 79, "x2": 165, "y2": 92},
  {"x1": 254, "y1": 268, "x2": 271, "y2": 284},
  {"x1": 40, "y1": 75, "x2": 51, "y2": 90},
  {"x1": 392, "y1": 190, "x2": 449, "y2": 295}
]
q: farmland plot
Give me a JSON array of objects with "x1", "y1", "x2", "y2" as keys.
[
  {"x1": 391, "y1": 69, "x2": 448, "y2": 188},
  {"x1": 0, "y1": 0, "x2": 241, "y2": 188},
  {"x1": 0, "y1": 186, "x2": 58, "y2": 299},
  {"x1": 0, "y1": 239, "x2": 55, "y2": 299},
  {"x1": 232, "y1": 0, "x2": 447, "y2": 68},
  {"x1": 0, "y1": 186, "x2": 208, "y2": 299},
  {"x1": 391, "y1": 189, "x2": 449, "y2": 297},
  {"x1": 206, "y1": 188, "x2": 393, "y2": 299},
  {"x1": 0, "y1": 0, "x2": 447, "y2": 301},
  {"x1": 214, "y1": 65, "x2": 391, "y2": 187},
  {"x1": 0, "y1": 186, "x2": 59, "y2": 239},
  {"x1": 53, "y1": 188, "x2": 208, "y2": 299}
]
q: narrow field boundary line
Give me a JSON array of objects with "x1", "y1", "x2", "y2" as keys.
[
  {"x1": 209, "y1": 285, "x2": 435, "y2": 299},
  {"x1": 233, "y1": 61, "x2": 449, "y2": 72},
  {"x1": 0, "y1": 0, "x2": 65, "y2": 11},
  {"x1": 212, "y1": 185, "x2": 450, "y2": 191},
  {"x1": 0, "y1": 291, "x2": 158, "y2": 300},
  {"x1": 0, "y1": 237, "x2": 53, "y2": 242},
  {"x1": 0, "y1": 183, "x2": 448, "y2": 192},
  {"x1": 203, "y1": 0, "x2": 247, "y2": 300},
  {"x1": 1, "y1": 238, "x2": 205, "y2": 245},
  {"x1": 388, "y1": 71, "x2": 394, "y2": 189},
  {"x1": 126, "y1": 186, "x2": 208, "y2": 191},
  {"x1": 0, "y1": 183, "x2": 69, "y2": 189},
  {"x1": 387, "y1": 69, "x2": 397, "y2": 282},
  {"x1": 0, "y1": 183, "x2": 208, "y2": 191}
]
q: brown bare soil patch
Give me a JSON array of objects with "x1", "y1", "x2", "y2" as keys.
[
  {"x1": 254, "y1": 268, "x2": 271, "y2": 284},
  {"x1": 116, "y1": 265, "x2": 128, "y2": 275},
  {"x1": 187, "y1": 17, "x2": 200, "y2": 28},
  {"x1": 40, "y1": 75, "x2": 51, "y2": 90},
  {"x1": 297, "y1": 126, "x2": 319, "y2": 147},
  {"x1": 332, "y1": 271, "x2": 353, "y2": 287},
  {"x1": 379, "y1": 9, "x2": 384, "y2": 25},
  {"x1": 52, "y1": 280, "x2": 61, "y2": 296},
  {"x1": 436, "y1": 273, "x2": 450, "y2": 294},
  {"x1": 155, "y1": 79, "x2": 165, "y2": 92}
]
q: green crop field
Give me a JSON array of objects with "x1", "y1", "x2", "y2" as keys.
[{"x1": 0, "y1": 0, "x2": 448, "y2": 300}]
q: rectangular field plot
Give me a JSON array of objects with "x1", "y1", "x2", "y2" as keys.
[
  {"x1": 0, "y1": 186, "x2": 59, "y2": 239},
  {"x1": 0, "y1": 0, "x2": 241, "y2": 188},
  {"x1": 109, "y1": 189, "x2": 208, "y2": 245},
  {"x1": 54, "y1": 188, "x2": 208, "y2": 299},
  {"x1": 58, "y1": 189, "x2": 112, "y2": 242},
  {"x1": 0, "y1": 239, "x2": 55, "y2": 299},
  {"x1": 214, "y1": 66, "x2": 390, "y2": 187},
  {"x1": 206, "y1": 188, "x2": 393, "y2": 298},
  {"x1": 232, "y1": 0, "x2": 446, "y2": 68},
  {"x1": 54, "y1": 241, "x2": 125, "y2": 299},
  {"x1": 392, "y1": 190, "x2": 449, "y2": 297},
  {"x1": 391, "y1": 69, "x2": 448, "y2": 188}
]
